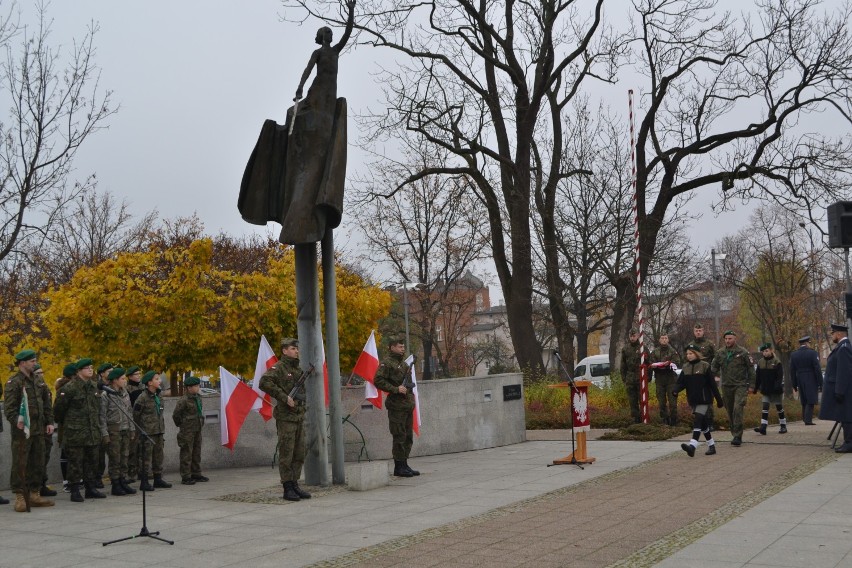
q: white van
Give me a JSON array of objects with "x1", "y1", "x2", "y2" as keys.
[{"x1": 573, "y1": 354, "x2": 611, "y2": 387}]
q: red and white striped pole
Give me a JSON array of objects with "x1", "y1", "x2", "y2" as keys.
[{"x1": 628, "y1": 89, "x2": 650, "y2": 424}]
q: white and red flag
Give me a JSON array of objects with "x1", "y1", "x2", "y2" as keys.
[
  {"x1": 251, "y1": 335, "x2": 277, "y2": 421},
  {"x1": 219, "y1": 366, "x2": 260, "y2": 450},
  {"x1": 352, "y1": 330, "x2": 382, "y2": 408},
  {"x1": 405, "y1": 354, "x2": 422, "y2": 436},
  {"x1": 320, "y1": 341, "x2": 330, "y2": 407}
]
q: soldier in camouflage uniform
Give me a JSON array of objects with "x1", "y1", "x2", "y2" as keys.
[
  {"x1": 259, "y1": 337, "x2": 312, "y2": 502},
  {"x1": 54, "y1": 358, "x2": 106, "y2": 502},
  {"x1": 374, "y1": 338, "x2": 419, "y2": 477},
  {"x1": 54, "y1": 364, "x2": 76, "y2": 492},
  {"x1": 4, "y1": 349, "x2": 55, "y2": 511},
  {"x1": 711, "y1": 331, "x2": 756, "y2": 446},
  {"x1": 94, "y1": 362, "x2": 113, "y2": 487},
  {"x1": 100, "y1": 368, "x2": 137, "y2": 496},
  {"x1": 133, "y1": 371, "x2": 172, "y2": 491},
  {"x1": 650, "y1": 332, "x2": 682, "y2": 425},
  {"x1": 688, "y1": 323, "x2": 718, "y2": 429},
  {"x1": 33, "y1": 364, "x2": 57, "y2": 497},
  {"x1": 124, "y1": 366, "x2": 143, "y2": 481},
  {"x1": 172, "y1": 376, "x2": 208, "y2": 485},
  {"x1": 620, "y1": 329, "x2": 643, "y2": 424}
]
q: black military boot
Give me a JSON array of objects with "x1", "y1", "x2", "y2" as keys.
[
  {"x1": 120, "y1": 478, "x2": 137, "y2": 495},
  {"x1": 393, "y1": 460, "x2": 414, "y2": 477},
  {"x1": 680, "y1": 443, "x2": 696, "y2": 457},
  {"x1": 39, "y1": 484, "x2": 57, "y2": 497},
  {"x1": 94, "y1": 478, "x2": 104, "y2": 489},
  {"x1": 0, "y1": 494, "x2": 9, "y2": 504},
  {"x1": 292, "y1": 481, "x2": 311, "y2": 499},
  {"x1": 139, "y1": 475, "x2": 155, "y2": 492},
  {"x1": 404, "y1": 461, "x2": 420, "y2": 476},
  {"x1": 70, "y1": 484, "x2": 84, "y2": 503},
  {"x1": 779, "y1": 424, "x2": 788, "y2": 434},
  {"x1": 705, "y1": 444, "x2": 717, "y2": 455},
  {"x1": 181, "y1": 477, "x2": 196, "y2": 485},
  {"x1": 153, "y1": 475, "x2": 172, "y2": 489},
  {"x1": 84, "y1": 483, "x2": 106, "y2": 499},
  {"x1": 753, "y1": 424, "x2": 767, "y2": 435},
  {"x1": 283, "y1": 481, "x2": 301, "y2": 502},
  {"x1": 110, "y1": 479, "x2": 127, "y2": 496}
]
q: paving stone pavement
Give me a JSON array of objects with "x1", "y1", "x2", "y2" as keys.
[{"x1": 0, "y1": 421, "x2": 844, "y2": 568}]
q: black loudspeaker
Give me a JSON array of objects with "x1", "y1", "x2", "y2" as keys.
[{"x1": 827, "y1": 201, "x2": 852, "y2": 248}]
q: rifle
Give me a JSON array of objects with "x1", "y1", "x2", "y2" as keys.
[
  {"x1": 402, "y1": 356, "x2": 416, "y2": 391},
  {"x1": 288, "y1": 364, "x2": 316, "y2": 402}
]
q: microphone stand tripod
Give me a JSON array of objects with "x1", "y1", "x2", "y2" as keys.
[
  {"x1": 547, "y1": 351, "x2": 584, "y2": 470},
  {"x1": 100, "y1": 387, "x2": 174, "y2": 546}
]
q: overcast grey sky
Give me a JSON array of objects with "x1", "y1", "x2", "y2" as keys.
[{"x1": 27, "y1": 0, "x2": 844, "y2": 295}]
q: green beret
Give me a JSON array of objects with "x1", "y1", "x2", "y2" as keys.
[
  {"x1": 107, "y1": 367, "x2": 125, "y2": 381},
  {"x1": 280, "y1": 337, "x2": 299, "y2": 348},
  {"x1": 97, "y1": 363, "x2": 114, "y2": 374},
  {"x1": 14, "y1": 349, "x2": 36, "y2": 362},
  {"x1": 75, "y1": 357, "x2": 94, "y2": 369},
  {"x1": 184, "y1": 376, "x2": 201, "y2": 387},
  {"x1": 759, "y1": 343, "x2": 772, "y2": 351},
  {"x1": 723, "y1": 330, "x2": 736, "y2": 337},
  {"x1": 33, "y1": 363, "x2": 42, "y2": 372},
  {"x1": 125, "y1": 366, "x2": 140, "y2": 376},
  {"x1": 140, "y1": 370, "x2": 157, "y2": 384},
  {"x1": 685, "y1": 344, "x2": 703, "y2": 356},
  {"x1": 63, "y1": 364, "x2": 77, "y2": 378}
]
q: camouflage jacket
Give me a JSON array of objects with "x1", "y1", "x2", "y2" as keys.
[
  {"x1": 620, "y1": 341, "x2": 642, "y2": 382},
  {"x1": 54, "y1": 377, "x2": 102, "y2": 446},
  {"x1": 711, "y1": 345, "x2": 756, "y2": 388},
  {"x1": 4, "y1": 371, "x2": 53, "y2": 437},
  {"x1": 259, "y1": 356, "x2": 306, "y2": 422},
  {"x1": 650, "y1": 344, "x2": 681, "y2": 379},
  {"x1": 133, "y1": 388, "x2": 166, "y2": 435},
  {"x1": 374, "y1": 352, "x2": 415, "y2": 412},
  {"x1": 172, "y1": 393, "x2": 204, "y2": 432},
  {"x1": 100, "y1": 386, "x2": 133, "y2": 434},
  {"x1": 686, "y1": 337, "x2": 716, "y2": 364}
]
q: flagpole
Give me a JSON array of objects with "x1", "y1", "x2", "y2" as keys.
[{"x1": 322, "y1": 228, "x2": 346, "y2": 484}]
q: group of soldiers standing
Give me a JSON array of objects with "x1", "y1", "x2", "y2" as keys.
[
  {"x1": 2, "y1": 350, "x2": 209, "y2": 512},
  {"x1": 620, "y1": 323, "x2": 831, "y2": 450}
]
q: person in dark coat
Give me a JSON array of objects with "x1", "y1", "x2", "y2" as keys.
[
  {"x1": 819, "y1": 323, "x2": 852, "y2": 452},
  {"x1": 790, "y1": 335, "x2": 822, "y2": 425},
  {"x1": 752, "y1": 343, "x2": 787, "y2": 435},
  {"x1": 673, "y1": 344, "x2": 724, "y2": 457}
]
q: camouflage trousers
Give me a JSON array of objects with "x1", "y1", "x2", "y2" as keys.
[
  {"x1": 138, "y1": 434, "x2": 165, "y2": 477},
  {"x1": 65, "y1": 444, "x2": 98, "y2": 487},
  {"x1": 388, "y1": 408, "x2": 413, "y2": 461},
  {"x1": 106, "y1": 428, "x2": 131, "y2": 480},
  {"x1": 655, "y1": 374, "x2": 679, "y2": 423},
  {"x1": 722, "y1": 383, "x2": 749, "y2": 438},
  {"x1": 10, "y1": 431, "x2": 45, "y2": 493},
  {"x1": 177, "y1": 429, "x2": 202, "y2": 479},
  {"x1": 275, "y1": 419, "x2": 305, "y2": 484},
  {"x1": 624, "y1": 378, "x2": 641, "y2": 422},
  {"x1": 127, "y1": 428, "x2": 140, "y2": 479},
  {"x1": 43, "y1": 432, "x2": 53, "y2": 485}
]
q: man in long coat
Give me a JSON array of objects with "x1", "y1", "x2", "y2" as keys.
[
  {"x1": 819, "y1": 323, "x2": 852, "y2": 452},
  {"x1": 790, "y1": 335, "x2": 823, "y2": 425}
]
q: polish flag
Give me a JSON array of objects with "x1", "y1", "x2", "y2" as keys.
[
  {"x1": 251, "y1": 335, "x2": 277, "y2": 421},
  {"x1": 353, "y1": 330, "x2": 382, "y2": 408},
  {"x1": 320, "y1": 341, "x2": 330, "y2": 407},
  {"x1": 405, "y1": 354, "x2": 421, "y2": 436},
  {"x1": 220, "y1": 367, "x2": 260, "y2": 450}
]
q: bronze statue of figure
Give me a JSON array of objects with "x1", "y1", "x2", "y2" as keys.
[{"x1": 239, "y1": 0, "x2": 356, "y2": 245}]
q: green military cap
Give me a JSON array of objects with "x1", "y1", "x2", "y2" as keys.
[
  {"x1": 125, "y1": 365, "x2": 140, "y2": 376},
  {"x1": 280, "y1": 337, "x2": 299, "y2": 348},
  {"x1": 14, "y1": 349, "x2": 36, "y2": 362},
  {"x1": 759, "y1": 342, "x2": 772, "y2": 351},
  {"x1": 107, "y1": 367, "x2": 125, "y2": 381},
  {"x1": 63, "y1": 364, "x2": 77, "y2": 378},
  {"x1": 723, "y1": 330, "x2": 736, "y2": 337},
  {"x1": 33, "y1": 363, "x2": 42, "y2": 372},
  {"x1": 75, "y1": 357, "x2": 94, "y2": 369},
  {"x1": 140, "y1": 370, "x2": 157, "y2": 384},
  {"x1": 97, "y1": 362, "x2": 114, "y2": 374},
  {"x1": 184, "y1": 376, "x2": 201, "y2": 387}
]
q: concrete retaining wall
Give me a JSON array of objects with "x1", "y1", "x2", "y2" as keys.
[{"x1": 0, "y1": 373, "x2": 525, "y2": 489}]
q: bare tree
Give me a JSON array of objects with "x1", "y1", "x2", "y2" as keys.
[
  {"x1": 0, "y1": 2, "x2": 115, "y2": 263},
  {"x1": 286, "y1": 0, "x2": 626, "y2": 373},
  {"x1": 614, "y1": 0, "x2": 852, "y2": 359},
  {"x1": 352, "y1": 149, "x2": 490, "y2": 379}
]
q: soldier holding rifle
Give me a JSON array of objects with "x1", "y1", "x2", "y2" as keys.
[
  {"x1": 374, "y1": 337, "x2": 419, "y2": 478},
  {"x1": 260, "y1": 337, "x2": 314, "y2": 502}
]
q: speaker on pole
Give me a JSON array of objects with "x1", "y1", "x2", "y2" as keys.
[{"x1": 827, "y1": 201, "x2": 852, "y2": 248}]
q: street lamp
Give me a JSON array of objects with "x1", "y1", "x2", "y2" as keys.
[
  {"x1": 710, "y1": 249, "x2": 727, "y2": 344},
  {"x1": 799, "y1": 222, "x2": 818, "y2": 344},
  {"x1": 401, "y1": 282, "x2": 416, "y2": 357}
]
